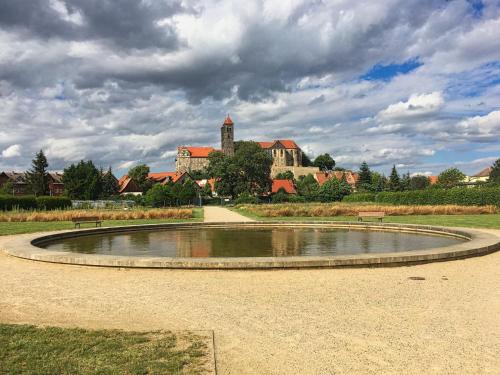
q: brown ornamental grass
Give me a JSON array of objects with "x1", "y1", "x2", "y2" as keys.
[
  {"x1": 0, "y1": 208, "x2": 193, "y2": 222},
  {"x1": 238, "y1": 203, "x2": 498, "y2": 217}
]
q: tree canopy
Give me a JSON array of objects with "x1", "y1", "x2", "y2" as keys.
[
  {"x1": 489, "y1": 159, "x2": 500, "y2": 184},
  {"x1": 388, "y1": 165, "x2": 401, "y2": 192},
  {"x1": 207, "y1": 141, "x2": 272, "y2": 198},
  {"x1": 63, "y1": 160, "x2": 102, "y2": 200},
  {"x1": 101, "y1": 166, "x2": 119, "y2": 198},
  {"x1": 26, "y1": 149, "x2": 49, "y2": 196},
  {"x1": 313, "y1": 153, "x2": 335, "y2": 172},
  {"x1": 128, "y1": 164, "x2": 152, "y2": 193},
  {"x1": 437, "y1": 168, "x2": 465, "y2": 188}
]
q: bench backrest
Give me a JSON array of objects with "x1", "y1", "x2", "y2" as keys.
[
  {"x1": 358, "y1": 211, "x2": 385, "y2": 217},
  {"x1": 71, "y1": 216, "x2": 101, "y2": 222}
]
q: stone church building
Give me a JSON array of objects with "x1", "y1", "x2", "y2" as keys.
[{"x1": 175, "y1": 116, "x2": 318, "y2": 177}]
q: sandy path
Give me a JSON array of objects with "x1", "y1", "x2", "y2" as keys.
[
  {"x1": 204, "y1": 206, "x2": 254, "y2": 222},
  {"x1": 1, "y1": 230, "x2": 499, "y2": 374}
]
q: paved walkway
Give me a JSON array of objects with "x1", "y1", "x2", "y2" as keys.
[{"x1": 203, "y1": 206, "x2": 254, "y2": 222}]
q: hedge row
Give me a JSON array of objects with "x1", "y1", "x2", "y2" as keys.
[
  {"x1": 0, "y1": 196, "x2": 72, "y2": 211},
  {"x1": 342, "y1": 187, "x2": 500, "y2": 206}
]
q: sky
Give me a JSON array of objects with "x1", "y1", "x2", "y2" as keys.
[{"x1": 0, "y1": 0, "x2": 499, "y2": 177}]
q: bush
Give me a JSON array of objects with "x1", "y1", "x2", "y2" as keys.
[
  {"x1": 373, "y1": 187, "x2": 500, "y2": 206},
  {"x1": 288, "y1": 195, "x2": 306, "y2": 203},
  {"x1": 233, "y1": 193, "x2": 260, "y2": 205},
  {"x1": 343, "y1": 193, "x2": 376, "y2": 203},
  {"x1": 271, "y1": 192, "x2": 289, "y2": 203},
  {"x1": 36, "y1": 196, "x2": 72, "y2": 210},
  {"x1": 0, "y1": 195, "x2": 37, "y2": 211}
]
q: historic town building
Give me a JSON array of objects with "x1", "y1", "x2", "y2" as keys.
[{"x1": 175, "y1": 116, "x2": 319, "y2": 177}]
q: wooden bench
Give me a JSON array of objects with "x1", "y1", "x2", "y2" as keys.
[
  {"x1": 357, "y1": 211, "x2": 385, "y2": 222},
  {"x1": 71, "y1": 217, "x2": 103, "y2": 228}
]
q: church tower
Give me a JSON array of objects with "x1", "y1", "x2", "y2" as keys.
[{"x1": 221, "y1": 115, "x2": 234, "y2": 156}]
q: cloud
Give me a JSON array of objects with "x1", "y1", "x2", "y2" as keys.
[
  {"x1": 1, "y1": 144, "x2": 21, "y2": 158},
  {"x1": 0, "y1": 0, "x2": 498, "y2": 176},
  {"x1": 376, "y1": 92, "x2": 444, "y2": 122}
]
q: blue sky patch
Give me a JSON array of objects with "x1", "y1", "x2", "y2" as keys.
[{"x1": 361, "y1": 59, "x2": 422, "y2": 81}]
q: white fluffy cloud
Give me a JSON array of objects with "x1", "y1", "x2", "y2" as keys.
[{"x1": 1, "y1": 144, "x2": 21, "y2": 158}]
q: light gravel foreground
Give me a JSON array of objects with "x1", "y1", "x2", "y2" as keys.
[{"x1": 0, "y1": 230, "x2": 499, "y2": 374}]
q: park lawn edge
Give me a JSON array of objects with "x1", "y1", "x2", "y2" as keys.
[{"x1": 0, "y1": 323, "x2": 212, "y2": 375}]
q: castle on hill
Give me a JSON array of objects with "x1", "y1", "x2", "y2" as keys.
[{"x1": 175, "y1": 116, "x2": 319, "y2": 178}]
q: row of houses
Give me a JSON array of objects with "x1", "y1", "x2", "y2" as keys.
[
  {"x1": 117, "y1": 170, "x2": 360, "y2": 196},
  {"x1": 0, "y1": 167, "x2": 492, "y2": 197},
  {"x1": 0, "y1": 171, "x2": 65, "y2": 196}
]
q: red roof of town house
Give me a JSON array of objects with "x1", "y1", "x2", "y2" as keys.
[
  {"x1": 428, "y1": 176, "x2": 438, "y2": 185},
  {"x1": 118, "y1": 177, "x2": 142, "y2": 194},
  {"x1": 272, "y1": 179, "x2": 297, "y2": 194},
  {"x1": 178, "y1": 146, "x2": 216, "y2": 158},
  {"x1": 223, "y1": 115, "x2": 234, "y2": 125},
  {"x1": 148, "y1": 172, "x2": 186, "y2": 183},
  {"x1": 196, "y1": 178, "x2": 216, "y2": 192},
  {"x1": 314, "y1": 171, "x2": 359, "y2": 187}
]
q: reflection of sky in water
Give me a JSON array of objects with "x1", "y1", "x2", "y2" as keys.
[{"x1": 42, "y1": 228, "x2": 464, "y2": 258}]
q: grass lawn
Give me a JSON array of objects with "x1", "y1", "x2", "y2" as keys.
[
  {"x1": 233, "y1": 208, "x2": 500, "y2": 229},
  {"x1": 0, "y1": 324, "x2": 209, "y2": 375},
  {"x1": 0, "y1": 207, "x2": 204, "y2": 236}
]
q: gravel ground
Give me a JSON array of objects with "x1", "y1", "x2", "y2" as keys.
[{"x1": 0, "y1": 227, "x2": 499, "y2": 374}]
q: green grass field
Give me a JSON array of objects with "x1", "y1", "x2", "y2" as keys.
[
  {"x1": 0, "y1": 324, "x2": 209, "y2": 375},
  {"x1": 233, "y1": 208, "x2": 500, "y2": 229}
]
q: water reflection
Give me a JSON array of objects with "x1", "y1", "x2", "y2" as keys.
[{"x1": 43, "y1": 227, "x2": 464, "y2": 258}]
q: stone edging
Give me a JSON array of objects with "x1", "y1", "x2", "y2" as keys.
[{"x1": 0, "y1": 221, "x2": 499, "y2": 269}]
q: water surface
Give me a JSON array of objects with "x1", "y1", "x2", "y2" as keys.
[{"x1": 41, "y1": 227, "x2": 464, "y2": 258}]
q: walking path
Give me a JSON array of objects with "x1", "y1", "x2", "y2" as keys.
[
  {"x1": 1, "y1": 228, "x2": 499, "y2": 374},
  {"x1": 203, "y1": 206, "x2": 254, "y2": 222}
]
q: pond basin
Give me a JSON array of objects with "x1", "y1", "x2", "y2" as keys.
[{"x1": 40, "y1": 226, "x2": 465, "y2": 258}]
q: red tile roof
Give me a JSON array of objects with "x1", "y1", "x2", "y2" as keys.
[
  {"x1": 223, "y1": 115, "x2": 234, "y2": 125},
  {"x1": 148, "y1": 172, "x2": 179, "y2": 182},
  {"x1": 257, "y1": 140, "x2": 299, "y2": 150},
  {"x1": 257, "y1": 141, "x2": 274, "y2": 149},
  {"x1": 314, "y1": 171, "x2": 359, "y2": 186},
  {"x1": 178, "y1": 146, "x2": 216, "y2": 158},
  {"x1": 272, "y1": 179, "x2": 297, "y2": 194},
  {"x1": 276, "y1": 140, "x2": 299, "y2": 149}
]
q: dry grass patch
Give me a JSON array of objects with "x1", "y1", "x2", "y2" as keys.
[
  {"x1": 238, "y1": 203, "x2": 498, "y2": 217},
  {"x1": 0, "y1": 208, "x2": 194, "y2": 222}
]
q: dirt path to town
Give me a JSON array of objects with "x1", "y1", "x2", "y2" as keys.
[
  {"x1": 1, "y1": 229, "x2": 499, "y2": 374},
  {"x1": 204, "y1": 206, "x2": 254, "y2": 222}
]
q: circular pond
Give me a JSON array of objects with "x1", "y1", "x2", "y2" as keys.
[{"x1": 39, "y1": 225, "x2": 465, "y2": 258}]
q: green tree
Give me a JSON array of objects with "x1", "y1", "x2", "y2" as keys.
[
  {"x1": 25, "y1": 149, "x2": 49, "y2": 196},
  {"x1": 317, "y1": 178, "x2": 351, "y2": 202},
  {"x1": 410, "y1": 175, "x2": 430, "y2": 190},
  {"x1": 296, "y1": 174, "x2": 320, "y2": 201},
  {"x1": 302, "y1": 153, "x2": 313, "y2": 167},
  {"x1": 388, "y1": 165, "x2": 401, "y2": 192},
  {"x1": 144, "y1": 184, "x2": 170, "y2": 207},
  {"x1": 275, "y1": 171, "x2": 295, "y2": 180},
  {"x1": 208, "y1": 142, "x2": 272, "y2": 197},
  {"x1": 437, "y1": 168, "x2": 465, "y2": 188},
  {"x1": 488, "y1": 159, "x2": 500, "y2": 184},
  {"x1": 313, "y1": 153, "x2": 335, "y2": 172},
  {"x1": 101, "y1": 166, "x2": 119, "y2": 198},
  {"x1": 272, "y1": 190, "x2": 289, "y2": 203},
  {"x1": 0, "y1": 181, "x2": 14, "y2": 195},
  {"x1": 128, "y1": 164, "x2": 152, "y2": 193},
  {"x1": 371, "y1": 172, "x2": 386, "y2": 192},
  {"x1": 63, "y1": 160, "x2": 102, "y2": 199},
  {"x1": 401, "y1": 172, "x2": 411, "y2": 191},
  {"x1": 356, "y1": 161, "x2": 372, "y2": 191}
]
